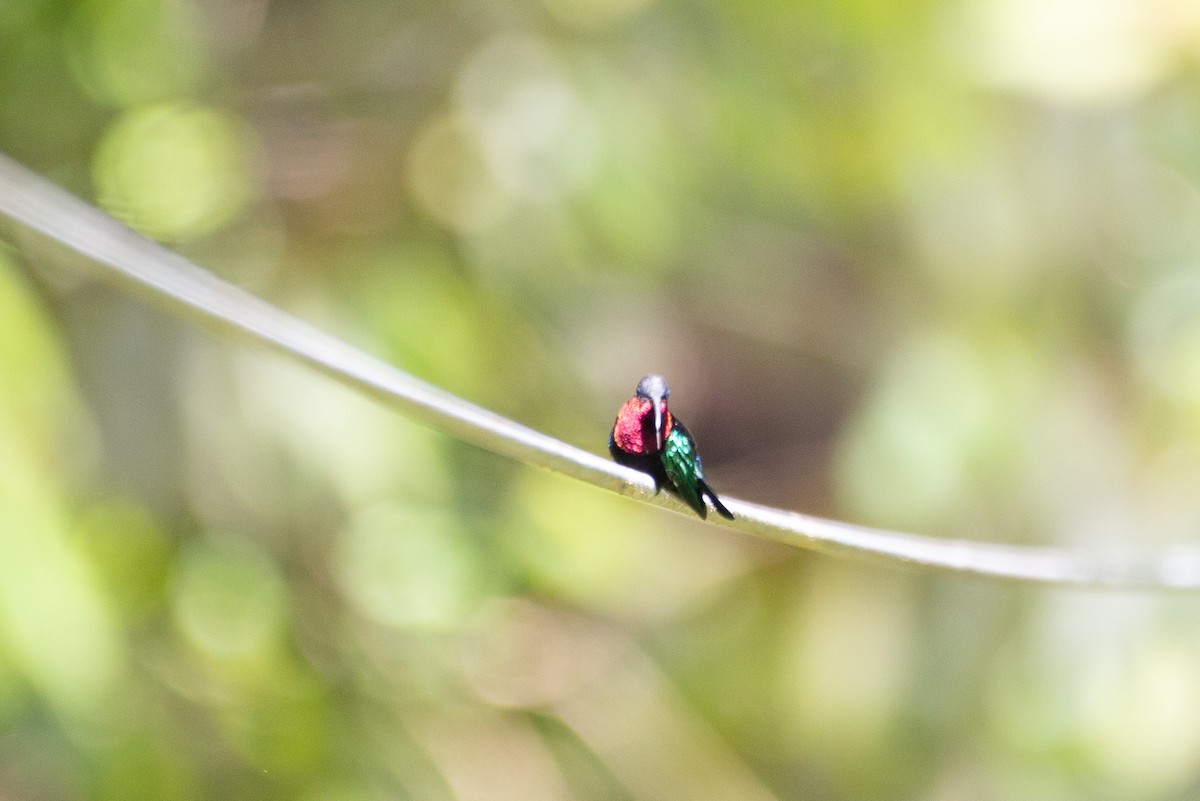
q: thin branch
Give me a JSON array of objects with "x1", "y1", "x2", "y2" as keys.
[{"x1": 2, "y1": 153, "x2": 1198, "y2": 589}]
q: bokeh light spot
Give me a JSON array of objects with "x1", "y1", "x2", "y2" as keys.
[
  {"x1": 1080, "y1": 642, "x2": 1200, "y2": 792},
  {"x1": 171, "y1": 536, "x2": 288, "y2": 659},
  {"x1": 93, "y1": 102, "x2": 258, "y2": 241},
  {"x1": 0, "y1": 255, "x2": 120, "y2": 714},
  {"x1": 458, "y1": 35, "x2": 601, "y2": 202},
  {"x1": 335, "y1": 503, "x2": 481, "y2": 628},
  {"x1": 836, "y1": 332, "x2": 1023, "y2": 528},
  {"x1": 407, "y1": 113, "x2": 511, "y2": 233},
  {"x1": 970, "y1": 0, "x2": 1172, "y2": 105}
]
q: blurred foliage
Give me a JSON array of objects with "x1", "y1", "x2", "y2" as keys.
[{"x1": 5, "y1": 0, "x2": 1200, "y2": 799}]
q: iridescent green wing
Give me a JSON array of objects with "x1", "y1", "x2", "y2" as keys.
[{"x1": 661, "y1": 424, "x2": 707, "y2": 518}]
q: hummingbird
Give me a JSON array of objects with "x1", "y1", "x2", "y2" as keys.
[{"x1": 609, "y1": 374, "x2": 735, "y2": 520}]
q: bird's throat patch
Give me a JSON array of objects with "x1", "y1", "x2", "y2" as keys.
[{"x1": 613, "y1": 398, "x2": 673, "y2": 454}]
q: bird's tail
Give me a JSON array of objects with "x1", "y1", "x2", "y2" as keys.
[{"x1": 700, "y1": 480, "x2": 735, "y2": 520}]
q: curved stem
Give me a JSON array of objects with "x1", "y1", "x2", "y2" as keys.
[{"x1": 1, "y1": 153, "x2": 1196, "y2": 589}]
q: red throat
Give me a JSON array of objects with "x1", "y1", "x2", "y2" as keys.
[{"x1": 612, "y1": 397, "x2": 673, "y2": 454}]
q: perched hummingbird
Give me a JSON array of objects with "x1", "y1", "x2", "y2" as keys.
[{"x1": 609, "y1": 374, "x2": 735, "y2": 520}]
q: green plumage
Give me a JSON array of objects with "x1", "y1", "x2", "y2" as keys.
[
  {"x1": 660, "y1": 421, "x2": 734, "y2": 520},
  {"x1": 662, "y1": 426, "x2": 704, "y2": 515}
]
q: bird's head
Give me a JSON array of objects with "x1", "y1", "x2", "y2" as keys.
[{"x1": 635, "y1": 374, "x2": 670, "y2": 449}]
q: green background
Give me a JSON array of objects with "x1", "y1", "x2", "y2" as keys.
[{"x1": 4, "y1": 0, "x2": 1200, "y2": 798}]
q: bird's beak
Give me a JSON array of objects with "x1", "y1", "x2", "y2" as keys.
[{"x1": 653, "y1": 396, "x2": 664, "y2": 450}]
